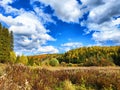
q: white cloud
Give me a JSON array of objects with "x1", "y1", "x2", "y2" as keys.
[
  {"x1": 92, "y1": 31, "x2": 120, "y2": 45},
  {"x1": 0, "y1": 0, "x2": 24, "y2": 15},
  {"x1": 81, "y1": 0, "x2": 104, "y2": 8},
  {"x1": 31, "y1": 0, "x2": 82, "y2": 23},
  {"x1": 61, "y1": 42, "x2": 83, "y2": 51},
  {"x1": 80, "y1": 0, "x2": 120, "y2": 24},
  {"x1": 38, "y1": 46, "x2": 59, "y2": 54},
  {"x1": 33, "y1": 7, "x2": 55, "y2": 24},
  {"x1": 80, "y1": 0, "x2": 120, "y2": 45},
  {"x1": 87, "y1": 18, "x2": 120, "y2": 45},
  {"x1": 61, "y1": 42, "x2": 83, "y2": 47},
  {"x1": 113, "y1": 18, "x2": 120, "y2": 25},
  {"x1": 0, "y1": 12, "x2": 54, "y2": 40},
  {"x1": 0, "y1": 0, "x2": 13, "y2": 5},
  {"x1": 0, "y1": 12, "x2": 58, "y2": 54},
  {"x1": 34, "y1": 0, "x2": 120, "y2": 45},
  {"x1": 88, "y1": 0, "x2": 120, "y2": 24},
  {"x1": 0, "y1": 0, "x2": 59, "y2": 55},
  {"x1": 15, "y1": 45, "x2": 59, "y2": 55}
]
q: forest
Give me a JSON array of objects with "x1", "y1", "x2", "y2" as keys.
[{"x1": 28, "y1": 46, "x2": 120, "y2": 67}]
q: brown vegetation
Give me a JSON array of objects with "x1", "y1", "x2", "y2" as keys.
[{"x1": 0, "y1": 64, "x2": 120, "y2": 90}]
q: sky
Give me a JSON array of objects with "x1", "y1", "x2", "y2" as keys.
[{"x1": 0, "y1": 0, "x2": 120, "y2": 55}]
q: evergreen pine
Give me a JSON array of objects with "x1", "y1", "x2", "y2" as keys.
[{"x1": 0, "y1": 23, "x2": 14, "y2": 63}]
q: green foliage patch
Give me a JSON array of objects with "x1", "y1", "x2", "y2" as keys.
[{"x1": 49, "y1": 58, "x2": 59, "y2": 66}]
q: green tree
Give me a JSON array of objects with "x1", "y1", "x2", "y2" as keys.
[
  {"x1": 0, "y1": 23, "x2": 14, "y2": 63},
  {"x1": 27, "y1": 57, "x2": 34, "y2": 66},
  {"x1": 16, "y1": 55, "x2": 28, "y2": 65},
  {"x1": 10, "y1": 51, "x2": 16, "y2": 63},
  {"x1": 10, "y1": 31, "x2": 14, "y2": 51}
]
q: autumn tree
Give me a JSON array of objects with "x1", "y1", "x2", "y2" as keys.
[
  {"x1": 16, "y1": 55, "x2": 28, "y2": 65},
  {"x1": 10, "y1": 51, "x2": 16, "y2": 63}
]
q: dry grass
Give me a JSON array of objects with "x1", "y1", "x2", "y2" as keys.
[
  {"x1": 0, "y1": 64, "x2": 120, "y2": 90},
  {"x1": 43, "y1": 66, "x2": 120, "y2": 71}
]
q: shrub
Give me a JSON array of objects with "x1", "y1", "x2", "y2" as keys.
[
  {"x1": 63, "y1": 80, "x2": 75, "y2": 90},
  {"x1": 41, "y1": 59, "x2": 50, "y2": 66},
  {"x1": 49, "y1": 58, "x2": 59, "y2": 66},
  {"x1": 67, "y1": 63, "x2": 73, "y2": 67},
  {"x1": 61, "y1": 62, "x2": 66, "y2": 67}
]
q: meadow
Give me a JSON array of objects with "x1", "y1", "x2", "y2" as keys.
[{"x1": 0, "y1": 64, "x2": 120, "y2": 90}]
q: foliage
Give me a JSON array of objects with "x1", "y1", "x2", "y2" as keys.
[
  {"x1": 28, "y1": 54, "x2": 62, "y2": 66},
  {"x1": 0, "y1": 23, "x2": 14, "y2": 63},
  {"x1": 27, "y1": 57, "x2": 34, "y2": 66},
  {"x1": 62, "y1": 46, "x2": 120, "y2": 66},
  {"x1": 28, "y1": 46, "x2": 120, "y2": 66},
  {"x1": 60, "y1": 62, "x2": 66, "y2": 67},
  {"x1": 63, "y1": 80, "x2": 75, "y2": 90},
  {"x1": 49, "y1": 58, "x2": 59, "y2": 66},
  {"x1": 10, "y1": 51, "x2": 16, "y2": 63},
  {"x1": 16, "y1": 55, "x2": 28, "y2": 65},
  {"x1": 67, "y1": 63, "x2": 73, "y2": 67}
]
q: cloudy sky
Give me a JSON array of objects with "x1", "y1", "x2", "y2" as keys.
[{"x1": 0, "y1": 0, "x2": 120, "y2": 55}]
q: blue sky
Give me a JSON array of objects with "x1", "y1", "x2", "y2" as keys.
[{"x1": 0, "y1": 0, "x2": 120, "y2": 55}]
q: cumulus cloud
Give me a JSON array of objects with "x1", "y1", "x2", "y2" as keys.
[
  {"x1": 81, "y1": 0, "x2": 104, "y2": 8},
  {"x1": 33, "y1": 7, "x2": 55, "y2": 24},
  {"x1": 80, "y1": 0, "x2": 120, "y2": 45},
  {"x1": 88, "y1": 20, "x2": 120, "y2": 45},
  {"x1": 31, "y1": 0, "x2": 82, "y2": 23},
  {"x1": 0, "y1": 0, "x2": 58, "y2": 55},
  {"x1": 0, "y1": 0, "x2": 24, "y2": 15},
  {"x1": 0, "y1": 0, "x2": 13, "y2": 4},
  {"x1": 37, "y1": 46, "x2": 59, "y2": 54},
  {"x1": 15, "y1": 45, "x2": 58, "y2": 55},
  {"x1": 61, "y1": 42, "x2": 83, "y2": 51},
  {"x1": 88, "y1": 0, "x2": 120, "y2": 24},
  {"x1": 33, "y1": 0, "x2": 120, "y2": 45}
]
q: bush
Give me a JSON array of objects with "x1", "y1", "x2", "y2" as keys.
[
  {"x1": 63, "y1": 80, "x2": 75, "y2": 90},
  {"x1": 49, "y1": 58, "x2": 59, "y2": 66},
  {"x1": 67, "y1": 63, "x2": 73, "y2": 67},
  {"x1": 61, "y1": 62, "x2": 66, "y2": 66}
]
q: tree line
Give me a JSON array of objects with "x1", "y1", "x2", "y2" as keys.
[
  {"x1": 28, "y1": 46, "x2": 120, "y2": 66},
  {"x1": 58, "y1": 46, "x2": 120, "y2": 66}
]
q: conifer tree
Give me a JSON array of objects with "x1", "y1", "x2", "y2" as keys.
[
  {"x1": 10, "y1": 31, "x2": 14, "y2": 51},
  {"x1": 0, "y1": 23, "x2": 14, "y2": 63}
]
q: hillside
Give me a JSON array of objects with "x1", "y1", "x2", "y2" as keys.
[{"x1": 28, "y1": 46, "x2": 120, "y2": 66}]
